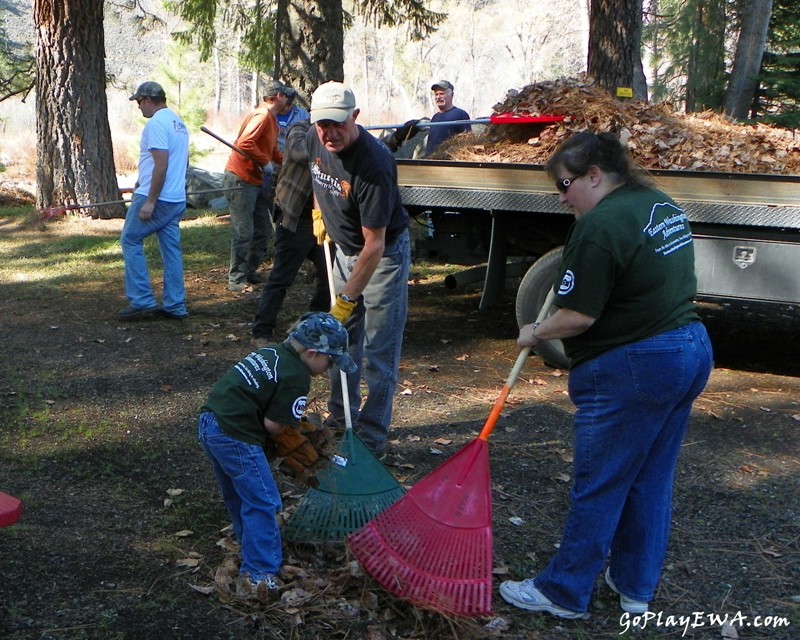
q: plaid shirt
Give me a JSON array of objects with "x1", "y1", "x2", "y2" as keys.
[{"x1": 274, "y1": 120, "x2": 312, "y2": 232}]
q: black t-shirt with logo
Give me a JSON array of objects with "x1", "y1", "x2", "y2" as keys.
[{"x1": 307, "y1": 125, "x2": 409, "y2": 255}]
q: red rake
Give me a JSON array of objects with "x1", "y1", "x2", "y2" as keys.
[
  {"x1": 347, "y1": 289, "x2": 556, "y2": 617},
  {"x1": 40, "y1": 199, "x2": 128, "y2": 220},
  {"x1": 0, "y1": 491, "x2": 23, "y2": 528}
]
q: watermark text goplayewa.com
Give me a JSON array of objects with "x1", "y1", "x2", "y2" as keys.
[{"x1": 620, "y1": 610, "x2": 791, "y2": 636}]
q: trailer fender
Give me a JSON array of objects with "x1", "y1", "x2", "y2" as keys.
[{"x1": 515, "y1": 247, "x2": 569, "y2": 369}]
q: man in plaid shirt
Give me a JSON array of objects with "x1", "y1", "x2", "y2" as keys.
[{"x1": 252, "y1": 120, "x2": 329, "y2": 346}]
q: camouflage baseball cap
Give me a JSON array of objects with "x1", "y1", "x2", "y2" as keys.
[
  {"x1": 129, "y1": 81, "x2": 166, "y2": 101},
  {"x1": 289, "y1": 312, "x2": 357, "y2": 373}
]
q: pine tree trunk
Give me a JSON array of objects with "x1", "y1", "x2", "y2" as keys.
[
  {"x1": 588, "y1": 0, "x2": 645, "y2": 100},
  {"x1": 34, "y1": 0, "x2": 124, "y2": 218},
  {"x1": 277, "y1": 0, "x2": 344, "y2": 105},
  {"x1": 724, "y1": 0, "x2": 774, "y2": 120}
]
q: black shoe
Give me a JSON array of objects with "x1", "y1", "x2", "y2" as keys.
[
  {"x1": 158, "y1": 309, "x2": 189, "y2": 320},
  {"x1": 247, "y1": 272, "x2": 266, "y2": 284},
  {"x1": 118, "y1": 305, "x2": 161, "y2": 320}
]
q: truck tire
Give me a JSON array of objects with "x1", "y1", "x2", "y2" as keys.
[{"x1": 515, "y1": 247, "x2": 569, "y2": 369}]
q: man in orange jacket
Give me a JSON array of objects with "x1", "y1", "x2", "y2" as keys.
[{"x1": 223, "y1": 81, "x2": 287, "y2": 291}]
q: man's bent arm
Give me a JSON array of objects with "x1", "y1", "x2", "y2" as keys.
[{"x1": 341, "y1": 226, "x2": 385, "y2": 299}]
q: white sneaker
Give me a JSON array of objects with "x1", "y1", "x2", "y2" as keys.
[
  {"x1": 499, "y1": 579, "x2": 590, "y2": 620},
  {"x1": 604, "y1": 568, "x2": 649, "y2": 613}
]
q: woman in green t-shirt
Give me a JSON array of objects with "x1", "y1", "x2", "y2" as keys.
[{"x1": 500, "y1": 132, "x2": 714, "y2": 619}]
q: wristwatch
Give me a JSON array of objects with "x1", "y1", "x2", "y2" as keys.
[{"x1": 340, "y1": 293, "x2": 355, "y2": 303}]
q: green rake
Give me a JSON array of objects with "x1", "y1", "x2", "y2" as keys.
[{"x1": 282, "y1": 241, "x2": 405, "y2": 542}]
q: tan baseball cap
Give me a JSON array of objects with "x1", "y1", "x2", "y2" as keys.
[{"x1": 310, "y1": 81, "x2": 356, "y2": 123}]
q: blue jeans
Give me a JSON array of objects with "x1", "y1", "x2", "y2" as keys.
[
  {"x1": 197, "y1": 412, "x2": 283, "y2": 580},
  {"x1": 120, "y1": 194, "x2": 187, "y2": 314},
  {"x1": 224, "y1": 171, "x2": 272, "y2": 285},
  {"x1": 328, "y1": 230, "x2": 410, "y2": 454},
  {"x1": 534, "y1": 321, "x2": 713, "y2": 612}
]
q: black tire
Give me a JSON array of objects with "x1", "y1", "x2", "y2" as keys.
[{"x1": 515, "y1": 247, "x2": 569, "y2": 369}]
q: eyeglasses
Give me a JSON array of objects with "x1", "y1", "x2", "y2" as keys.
[
  {"x1": 555, "y1": 170, "x2": 588, "y2": 194},
  {"x1": 136, "y1": 97, "x2": 148, "y2": 105}
]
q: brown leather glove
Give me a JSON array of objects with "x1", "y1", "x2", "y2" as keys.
[
  {"x1": 298, "y1": 415, "x2": 334, "y2": 455},
  {"x1": 271, "y1": 426, "x2": 319, "y2": 474}
]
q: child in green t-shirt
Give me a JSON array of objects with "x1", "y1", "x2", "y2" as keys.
[{"x1": 198, "y1": 312, "x2": 355, "y2": 596}]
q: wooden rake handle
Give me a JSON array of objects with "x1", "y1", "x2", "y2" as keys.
[
  {"x1": 323, "y1": 241, "x2": 355, "y2": 433},
  {"x1": 478, "y1": 287, "x2": 557, "y2": 441}
]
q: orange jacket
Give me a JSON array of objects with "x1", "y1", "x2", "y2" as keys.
[{"x1": 225, "y1": 104, "x2": 284, "y2": 185}]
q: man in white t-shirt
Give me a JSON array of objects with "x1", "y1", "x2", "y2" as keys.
[{"x1": 119, "y1": 81, "x2": 190, "y2": 320}]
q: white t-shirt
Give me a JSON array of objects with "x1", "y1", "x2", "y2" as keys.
[{"x1": 135, "y1": 107, "x2": 189, "y2": 203}]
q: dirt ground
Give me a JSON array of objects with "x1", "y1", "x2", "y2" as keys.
[{"x1": 1, "y1": 211, "x2": 798, "y2": 640}]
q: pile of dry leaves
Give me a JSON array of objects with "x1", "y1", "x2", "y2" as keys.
[{"x1": 437, "y1": 75, "x2": 800, "y2": 175}]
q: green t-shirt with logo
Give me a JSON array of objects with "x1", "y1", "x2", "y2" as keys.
[
  {"x1": 554, "y1": 184, "x2": 700, "y2": 368},
  {"x1": 200, "y1": 342, "x2": 310, "y2": 446}
]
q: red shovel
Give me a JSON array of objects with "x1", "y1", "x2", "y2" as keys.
[{"x1": 348, "y1": 289, "x2": 556, "y2": 617}]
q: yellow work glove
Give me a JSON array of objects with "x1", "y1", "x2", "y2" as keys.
[
  {"x1": 270, "y1": 426, "x2": 319, "y2": 474},
  {"x1": 311, "y1": 208, "x2": 328, "y2": 245},
  {"x1": 330, "y1": 294, "x2": 357, "y2": 324}
]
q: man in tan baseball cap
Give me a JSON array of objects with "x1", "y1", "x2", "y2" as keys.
[{"x1": 306, "y1": 81, "x2": 411, "y2": 460}]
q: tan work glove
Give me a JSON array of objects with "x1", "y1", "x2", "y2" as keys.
[
  {"x1": 311, "y1": 208, "x2": 328, "y2": 245},
  {"x1": 298, "y1": 414, "x2": 334, "y2": 454},
  {"x1": 271, "y1": 426, "x2": 319, "y2": 474},
  {"x1": 330, "y1": 294, "x2": 357, "y2": 324}
]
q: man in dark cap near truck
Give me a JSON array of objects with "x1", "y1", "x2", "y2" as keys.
[
  {"x1": 119, "y1": 81, "x2": 190, "y2": 320},
  {"x1": 424, "y1": 79, "x2": 472, "y2": 157},
  {"x1": 381, "y1": 79, "x2": 472, "y2": 158}
]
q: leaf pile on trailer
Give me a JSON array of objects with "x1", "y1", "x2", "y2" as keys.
[{"x1": 436, "y1": 74, "x2": 800, "y2": 176}]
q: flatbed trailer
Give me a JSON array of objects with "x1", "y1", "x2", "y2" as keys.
[{"x1": 397, "y1": 159, "x2": 800, "y2": 365}]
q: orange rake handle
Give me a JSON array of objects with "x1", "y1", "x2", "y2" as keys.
[{"x1": 477, "y1": 287, "x2": 556, "y2": 441}]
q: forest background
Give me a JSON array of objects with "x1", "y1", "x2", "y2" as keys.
[{"x1": 1, "y1": 0, "x2": 799, "y2": 205}]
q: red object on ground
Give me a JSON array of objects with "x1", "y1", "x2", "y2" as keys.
[
  {"x1": 347, "y1": 290, "x2": 556, "y2": 617},
  {"x1": 0, "y1": 491, "x2": 23, "y2": 527}
]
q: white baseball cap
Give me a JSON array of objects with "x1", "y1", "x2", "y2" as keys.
[{"x1": 310, "y1": 81, "x2": 356, "y2": 123}]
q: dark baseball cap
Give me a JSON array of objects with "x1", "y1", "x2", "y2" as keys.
[
  {"x1": 129, "y1": 81, "x2": 166, "y2": 101},
  {"x1": 264, "y1": 80, "x2": 288, "y2": 98},
  {"x1": 289, "y1": 312, "x2": 357, "y2": 373},
  {"x1": 431, "y1": 80, "x2": 454, "y2": 92}
]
